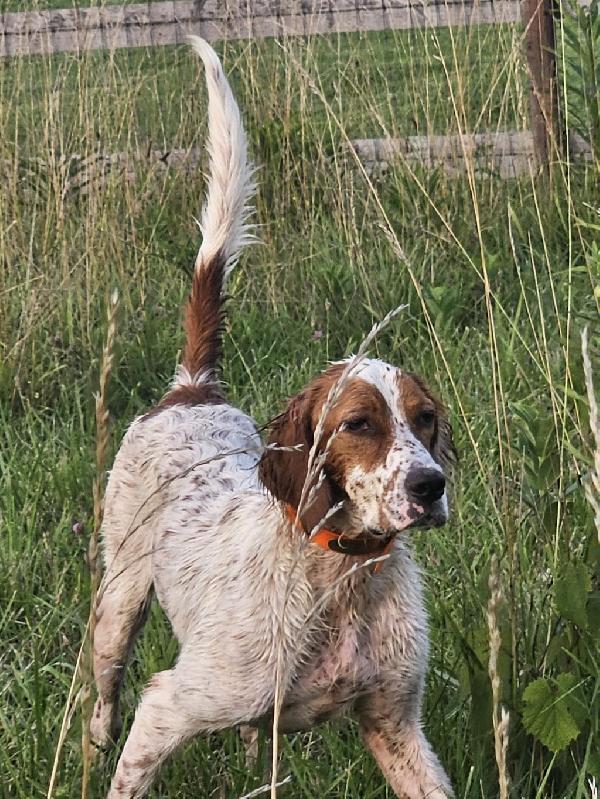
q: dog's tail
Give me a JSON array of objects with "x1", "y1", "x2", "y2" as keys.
[{"x1": 176, "y1": 37, "x2": 255, "y2": 386}]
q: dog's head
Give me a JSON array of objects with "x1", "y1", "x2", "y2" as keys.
[{"x1": 259, "y1": 358, "x2": 455, "y2": 538}]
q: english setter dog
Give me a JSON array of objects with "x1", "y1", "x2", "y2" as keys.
[{"x1": 92, "y1": 37, "x2": 455, "y2": 799}]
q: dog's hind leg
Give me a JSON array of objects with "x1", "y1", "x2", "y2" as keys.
[
  {"x1": 91, "y1": 570, "x2": 152, "y2": 747},
  {"x1": 91, "y1": 470, "x2": 154, "y2": 748},
  {"x1": 239, "y1": 724, "x2": 260, "y2": 767}
]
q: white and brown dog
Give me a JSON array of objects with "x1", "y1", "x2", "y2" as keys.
[{"x1": 92, "y1": 37, "x2": 455, "y2": 799}]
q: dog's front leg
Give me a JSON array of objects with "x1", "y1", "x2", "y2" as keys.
[{"x1": 357, "y1": 677, "x2": 453, "y2": 799}]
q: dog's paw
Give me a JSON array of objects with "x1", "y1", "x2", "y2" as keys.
[
  {"x1": 90, "y1": 697, "x2": 122, "y2": 749},
  {"x1": 239, "y1": 724, "x2": 260, "y2": 767},
  {"x1": 421, "y1": 778, "x2": 454, "y2": 799}
]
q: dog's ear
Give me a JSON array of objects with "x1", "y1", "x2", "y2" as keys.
[
  {"x1": 426, "y1": 389, "x2": 457, "y2": 474},
  {"x1": 259, "y1": 390, "x2": 334, "y2": 535},
  {"x1": 434, "y1": 408, "x2": 457, "y2": 474}
]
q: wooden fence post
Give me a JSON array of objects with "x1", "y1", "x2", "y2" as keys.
[{"x1": 522, "y1": 0, "x2": 560, "y2": 171}]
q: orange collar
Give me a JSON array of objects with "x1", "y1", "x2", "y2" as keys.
[{"x1": 285, "y1": 504, "x2": 394, "y2": 570}]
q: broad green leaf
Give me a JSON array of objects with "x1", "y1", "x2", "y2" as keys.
[
  {"x1": 587, "y1": 592, "x2": 600, "y2": 636},
  {"x1": 522, "y1": 674, "x2": 582, "y2": 753},
  {"x1": 554, "y1": 561, "x2": 591, "y2": 629},
  {"x1": 544, "y1": 630, "x2": 569, "y2": 668},
  {"x1": 469, "y1": 665, "x2": 493, "y2": 743},
  {"x1": 588, "y1": 536, "x2": 600, "y2": 569},
  {"x1": 588, "y1": 748, "x2": 600, "y2": 779}
]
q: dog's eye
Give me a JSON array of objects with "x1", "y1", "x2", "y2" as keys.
[
  {"x1": 343, "y1": 418, "x2": 370, "y2": 433},
  {"x1": 417, "y1": 409, "x2": 436, "y2": 427}
]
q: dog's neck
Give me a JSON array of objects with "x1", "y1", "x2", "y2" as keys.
[
  {"x1": 296, "y1": 526, "x2": 414, "y2": 614},
  {"x1": 284, "y1": 503, "x2": 393, "y2": 559},
  {"x1": 280, "y1": 502, "x2": 397, "y2": 591}
]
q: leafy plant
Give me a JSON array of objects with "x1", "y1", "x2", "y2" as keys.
[
  {"x1": 561, "y1": 0, "x2": 600, "y2": 173},
  {"x1": 522, "y1": 673, "x2": 584, "y2": 753}
]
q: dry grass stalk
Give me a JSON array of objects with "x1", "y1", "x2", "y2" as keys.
[
  {"x1": 487, "y1": 554, "x2": 510, "y2": 799},
  {"x1": 239, "y1": 776, "x2": 292, "y2": 799},
  {"x1": 278, "y1": 37, "x2": 510, "y2": 537},
  {"x1": 47, "y1": 290, "x2": 119, "y2": 798},
  {"x1": 81, "y1": 288, "x2": 120, "y2": 799},
  {"x1": 581, "y1": 327, "x2": 600, "y2": 542},
  {"x1": 46, "y1": 653, "x2": 86, "y2": 798}
]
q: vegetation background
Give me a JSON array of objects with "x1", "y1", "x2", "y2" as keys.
[{"x1": 0, "y1": 1, "x2": 599, "y2": 797}]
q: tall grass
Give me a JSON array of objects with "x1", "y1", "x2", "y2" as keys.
[{"x1": 0, "y1": 8, "x2": 598, "y2": 798}]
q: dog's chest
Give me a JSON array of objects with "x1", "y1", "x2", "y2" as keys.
[{"x1": 277, "y1": 601, "x2": 382, "y2": 732}]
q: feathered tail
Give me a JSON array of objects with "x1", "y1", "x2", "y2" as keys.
[{"x1": 176, "y1": 37, "x2": 255, "y2": 386}]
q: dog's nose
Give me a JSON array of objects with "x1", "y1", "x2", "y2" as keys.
[{"x1": 405, "y1": 467, "x2": 445, "y2": 506}]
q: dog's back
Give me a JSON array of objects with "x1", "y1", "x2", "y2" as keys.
[{"x1": 106, "y1": 399, "x2": 263, "y2": 628}]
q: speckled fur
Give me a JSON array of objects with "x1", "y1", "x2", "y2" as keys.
[
  {"x1": 343, "y1": 359, "x2": 449, "y2": 533},
  {"x1": 93, "y1": 404, "x2": 451, "y2": 798},
  {"x1": 91, "y1": 38, "x2": 453, "y2": 799}
]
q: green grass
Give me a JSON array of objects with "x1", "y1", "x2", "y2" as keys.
[
  {"x1": 1, "y1": 20, "x2": 599, "y2": 799},
  {"x1": 1, "y1": 0, "x2": 135, "y2": 11},
  {"x1": 1, "y1": 25, "x2": 525, "y2": 152}
]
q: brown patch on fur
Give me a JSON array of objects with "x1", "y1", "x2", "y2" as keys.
[
  {"x1": 259, "y1": 387, "x2": 331, "y2": 535},
  {"x1": 398, "y1": 373, "x2": 456, "y2": 470},
  {"x1": 312, "y1": 376, "x2": 393, "y2": 480},
  {"x1": 140, "y1": 248, "x2": 230, "y2": 423},
  {"x1": 131, "y1": 753, "x2": 156, "y2": 770},
  {"x1": 398, "y1": 374, "x2": 436, "y2": 451},
  {"x1": 141, "y1": 383, "x2": 225, "y2": 422},
  {"x1": 259, "y1": 364, "x2": 393, "y2": 533},
  {"x1": 182, "y1": 248, "x2": 227, "y2": 379}
]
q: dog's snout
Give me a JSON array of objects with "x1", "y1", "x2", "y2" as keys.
[{"x1": 405, "y1": 467, "x2": 445, "y2": 506}]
